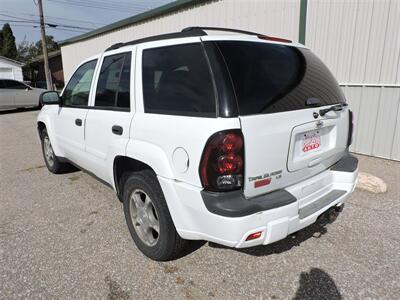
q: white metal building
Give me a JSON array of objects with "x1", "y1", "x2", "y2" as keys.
[
  {"x1": 0, "y1": 56, "x2": 23, "y2": 81},
  {"x1": 60, "y1": 0, "x2": 400, "y2": 160}
]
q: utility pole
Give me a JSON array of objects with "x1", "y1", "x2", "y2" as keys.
[{"x1": 37, "y1": 0, "x2": 53, "y2": 90}]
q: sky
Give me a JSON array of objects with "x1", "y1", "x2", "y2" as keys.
[{"x1": 0, "y1": 0, "x2": 174, "y2": 45}]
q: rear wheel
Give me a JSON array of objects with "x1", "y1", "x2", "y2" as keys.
[
  {"x1": 40, "y1": 128, "x2": 70, "y2": 174},
  {"x1": 123, "y1": 169, "x2": 188, "y2": 261}
]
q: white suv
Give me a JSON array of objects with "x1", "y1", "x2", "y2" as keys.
[{"x1": 37, "y1": 27, "x2": 358, "y2": 261}]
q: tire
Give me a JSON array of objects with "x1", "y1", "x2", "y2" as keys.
[
  {"x1": 123, "y1": 169, "x2": 188, "y2": 261},
  {"x1": 40, "y1": 128, "x2": 70, "y2": 174}
]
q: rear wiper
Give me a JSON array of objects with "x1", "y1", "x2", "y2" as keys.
[{"x1": 319, "y1": 103, "x2": 348, "y2": 116}]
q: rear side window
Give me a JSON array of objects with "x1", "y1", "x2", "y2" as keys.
[
  {"x1": 142, "y1": 43, "x2": 216, "y2": 117},
  {"x1": 95, "y1": 52, "x2": 131, "y2": 109},
  {"x1": 216, "y1": 41, "x2": 345, "y2": 115}
]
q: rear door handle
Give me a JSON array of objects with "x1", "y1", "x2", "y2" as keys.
[
  {"x1": 112, "y1": 125, "x2": 123, "y2": 135},
  {"x1": 75, "y1": 118, "x2": 82, "y2": 126}
]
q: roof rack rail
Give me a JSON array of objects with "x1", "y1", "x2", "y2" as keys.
[
  {"x1": 182, "y1": 26, "x2": 291, "y2": 43},
  {"x1": 105, "y1": 26, "x2": 291, "y2": 51},
  {"x1": 105, "y1": 27, "x2": 206, "y2": 51},
  {"x1": 182, "y1": 26, "x2": 261, "y2": 36}
]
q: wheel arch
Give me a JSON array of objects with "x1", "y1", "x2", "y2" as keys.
[
  {"x1": 37, "y1": 121, "x2": 46, "y2": 138},
  {"x1": 113, "y1": 156, "x2": 154, "y2": 201}
]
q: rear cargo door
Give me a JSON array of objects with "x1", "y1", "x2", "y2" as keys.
[{"x1": 215, "y1": 40, "x2": 350, "y2": 198}]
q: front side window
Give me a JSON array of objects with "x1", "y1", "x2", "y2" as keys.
[
  {"x1": 95, "y1": 52, "x2": 131, "y2": 109},
  {"x1": 142, "y1": 43, "x2": 216, "y2": 117},
  {"x1": 4, "y1": 80, "x2": 27, "y2": 89},
  {"x1": 63, "y1": 60, "x2": 97, "y2": 106}
]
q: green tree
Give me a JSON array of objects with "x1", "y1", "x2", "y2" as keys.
[
  {"x1": 35, "y1": 35, "x2": 60, "y2": 55},
  {"x1": 1, "y1": 23, "x2": 18, "y2": 60},
  {"x1": 0, "y1": 29, "x2": 3, "y2": 53},
  {"x1": 17, "y1": 35, "x2": 60, "y2": 64},
  {"x1": 17, "y1": 39, "x2": 37, "y2": 63}
]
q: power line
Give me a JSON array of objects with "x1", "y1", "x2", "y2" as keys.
[
  {"x1": 47, "y1": 0, "x2": 156, "y2": 13},
  {"x1": 2, "y1": 23, "x2": 88, "y2": 33},
  {"x1": 0, "y1": 19, "x2": 95, "y2": 30},
  {"x1": 1, "y1": 10, "x2": 107, "y2": 27}
]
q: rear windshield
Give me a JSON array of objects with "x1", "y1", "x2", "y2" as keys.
[{"x1": 216, "y1": 41, "x2": 345, "y2": 115}]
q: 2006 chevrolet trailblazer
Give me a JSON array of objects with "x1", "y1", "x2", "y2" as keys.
[{"x1": 37, "y1": 27, "x2": 358, "y2": 261}]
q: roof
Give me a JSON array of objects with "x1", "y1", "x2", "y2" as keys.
[
  {"x1": 30, "y1": 50, "x2": 61, "y2": 64},
  {"x1": 0, "y1": 56, "x2": 24, "y2": 66},
  {"x1": 60, "y1": 0, "x2": 210, "y2": 46}
]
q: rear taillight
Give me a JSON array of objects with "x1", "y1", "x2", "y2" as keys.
[
  {"x1": 347, "y1": 110, "x2": 354, "y2": 147},
  {"x1": 200, "y1": 130, "x2": 244, "y2": 192}
]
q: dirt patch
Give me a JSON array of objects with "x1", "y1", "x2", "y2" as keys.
[
  {"x1": 68, "y1": 175, "x2": 80, "y2": 182},
  {"x1": 105, "y1": 276, "x2": 130, "y2": 300},
  {"x1": 163, "y1": 264, "x2": 178, "y2": 274},
  {"x1": 19, "y1": 165, "x2": 45, "y2": 172},
  {"x1": 176, "y1": 276, "x2": 185, "y2": 284}
]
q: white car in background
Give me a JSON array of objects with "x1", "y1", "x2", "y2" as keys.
[{"x1": 0, "y1": 79, "x2": 46, "y2": 110}]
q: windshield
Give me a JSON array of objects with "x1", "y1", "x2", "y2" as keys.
[{"x1": 215, "y1": 41, "x2": 345, "y2": 115}]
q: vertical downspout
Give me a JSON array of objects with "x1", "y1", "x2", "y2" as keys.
[{"x1": 298, "y1": 0, "x2": 308, "y2": 44}]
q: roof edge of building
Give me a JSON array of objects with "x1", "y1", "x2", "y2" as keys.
[
  {"x1": 0, "y1": 55, "x2": 24, "y2": 66},
  {"x1": 60, "y1": 0, "x2": 210, "y2": 46}
]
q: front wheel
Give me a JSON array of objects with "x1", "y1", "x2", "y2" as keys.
[
  {"x1": 123, "y1": 170, "x2": 188, "y2": 261},
  {"x1": 40, "y1": 128, "x2": 70, "y2": 174}
]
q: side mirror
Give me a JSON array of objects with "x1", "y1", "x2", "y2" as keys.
[{"x1": 40, "y1": 91, "x2": 61, "y2": 106}]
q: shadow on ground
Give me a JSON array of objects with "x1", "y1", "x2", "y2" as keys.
[
  {"x1": 293, "y1": 268, "x2": 342, "y2": 299},
  {"x1": 0, "y1": 107, "x2": 40, "y2": 115},
  {"x1": 209, "y1": 221, "x2": 328, "y2": 257}
]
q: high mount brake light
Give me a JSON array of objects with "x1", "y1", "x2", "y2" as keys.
[
  {"x1": 200, "y1": 130, "x2": 244, "y2": 192},
  {"x1": 257, "y1": 35, "x2": 292, "y2": 43}
]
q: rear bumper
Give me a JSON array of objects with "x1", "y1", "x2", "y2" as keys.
[{"x1": 158, "y1": 154, "x2": 358, "y2": 248}]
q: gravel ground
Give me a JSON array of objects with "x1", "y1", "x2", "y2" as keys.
[{"x1": 0, "y1": 109, "x2": 399, "y2": 299}]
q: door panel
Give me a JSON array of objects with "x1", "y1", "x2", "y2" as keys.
[
  {"x1": 53, "y1": 107, "x2": 89, "y2": 167},
  {"x1": 84, "y1": 51, "x2": 133, "y2": 184},
  {"x1": 0, "y1": 87, "x2": 15, "y2": 109},
  {"x1": 85, "y1": 110, "x2": 132, "y2": 182},
  {"x1": 3, "y1": 80, "x2": 30, "y2": 106},
  {"x1": 55, "y1": 58, "x2": 99, "y2": 166}
]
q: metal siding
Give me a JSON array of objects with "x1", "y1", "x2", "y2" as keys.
[
  {"x1": 307, "y1": 0, "x2": 399, "y2": 85},
  {"x1": 353, "y1": 87, "x2": 381, "y2": 155},
  {"x1": 307, "y1": 0, "x2": 399, "y2": 160},
  {"x1": 61, "y1": 0, "x2": 300, "y2": 81},
  {"x1": 372, "y1": 87, "x2": 400, "y2": 158},
  {"x1": 391, "y1": 103, "x2": 400, "y2": 160}
]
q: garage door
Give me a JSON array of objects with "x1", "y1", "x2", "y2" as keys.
[{"x1": 0, "y1": 68, "x2": 13, "y2": 79}]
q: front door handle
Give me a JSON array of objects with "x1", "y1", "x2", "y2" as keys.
[
  {"x1": 75, "y1": 118, "x2": 82, "y2": 126},
  {"x1": 112, "y1": 125, "x2": 123, "y2": 135}
]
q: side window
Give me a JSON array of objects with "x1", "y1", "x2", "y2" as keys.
[
  {"x1": 95, "y1": 52, "x2": 131, "y2": 109},
  {"x1": 0, "y1": 80, "x2": 5, "y2": 89},
  {"x1": 4, "y1": 80, "x2": 27, "y2": 89},
  {"x1": 63, "y1": 60, "x2": 97, "y2": 107},
  {"x1": 142, "y1": 43, "x2": 216, "y2": 117}
]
